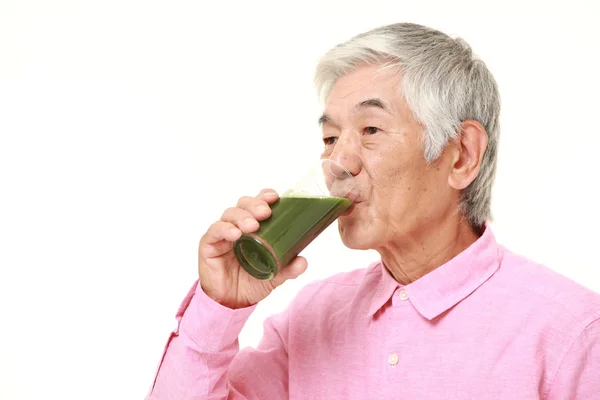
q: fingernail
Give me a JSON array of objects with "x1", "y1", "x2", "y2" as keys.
[
  {"x1": 257, "y1": 205, "x2": 270, "y2": 213},
  {"x1": 264, "y1": 191, "x2": 277, "y2": 197}
]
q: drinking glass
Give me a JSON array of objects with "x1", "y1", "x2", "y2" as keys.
[{"x1": 233, "y1": 159, "x2": 356, "y2": 280}]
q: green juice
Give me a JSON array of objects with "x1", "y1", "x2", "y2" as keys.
[{"x1": 233, "y1": 195, "x2": 353, "y2": 280}]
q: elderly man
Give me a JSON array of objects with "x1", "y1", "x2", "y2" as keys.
[{"x1": 145, "y1": 22, "x2": 600, "y2": 399}]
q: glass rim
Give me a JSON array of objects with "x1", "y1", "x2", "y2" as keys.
[{"x1": 281, "y1": 158, "x2": 356, "y2": 199}]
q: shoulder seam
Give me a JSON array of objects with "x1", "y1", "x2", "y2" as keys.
[
  {"x1": 522, "y1": 286, "x2": 598, "y2": 322},
  {"x1": 543, "y1": 313, "x2": 600, "y2": 399}
]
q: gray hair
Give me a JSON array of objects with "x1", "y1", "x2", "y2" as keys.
[{"x1": 314, "y1": 22, "x2": 500, "y2": 229}]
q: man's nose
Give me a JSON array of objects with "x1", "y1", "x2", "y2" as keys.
[{"x1": 329, "y1": 132, "x2": 361, "y2": 177}]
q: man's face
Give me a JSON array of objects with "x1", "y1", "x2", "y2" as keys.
[{"x1": 320, "y1": 65, "x2": 459, "y2": 250}]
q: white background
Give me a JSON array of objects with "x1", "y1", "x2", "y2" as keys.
[{"x1": 1, "y1": 0, "x2": 599, "y2": 399}]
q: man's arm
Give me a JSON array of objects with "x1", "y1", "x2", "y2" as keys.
[
  {"x1": 145, "y1": 281, "x2": 290, "y2": 400},
  {"x1": 545, "y1": 317, "x2": 600, "y2": 399}
]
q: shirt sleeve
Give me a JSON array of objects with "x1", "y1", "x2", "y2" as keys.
[
  {"x1": 545, "y1": 317, "x2": 600, "y2": 399},
  {"x1": 144, "y1": 280, "x2": 291, "y2": 400}
]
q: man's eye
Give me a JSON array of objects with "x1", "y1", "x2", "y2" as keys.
[
  {"x1": 364, "y1": 126, "x2": 380, "y2": 135},
  {"x1": 323, "y1": 137, "x2": 337, "y2": 145}
]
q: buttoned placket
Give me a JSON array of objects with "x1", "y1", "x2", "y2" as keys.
[{"x1": 382, "y1": 286, "x2": 414, "y2": 394}]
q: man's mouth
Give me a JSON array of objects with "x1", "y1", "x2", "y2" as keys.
[{"x1": 341, "y1": 200, "x2": 361, "y2": 216}]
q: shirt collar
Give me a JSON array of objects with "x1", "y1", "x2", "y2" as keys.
[{"x1": 367, "y1": 223, "x2": 503, "y2": 320}]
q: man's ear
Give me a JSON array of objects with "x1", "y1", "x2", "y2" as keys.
[{"x1": 448, "y1": 120, "x2": 488, "y2": 190}]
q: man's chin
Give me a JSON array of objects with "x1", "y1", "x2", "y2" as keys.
[{"x1": 338, "y1": 225, "x2": 374, "y2": 251}]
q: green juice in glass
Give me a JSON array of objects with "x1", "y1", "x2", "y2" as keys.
[{"x1": 233, "y1": 194, "x2": 353, "y2": 280}]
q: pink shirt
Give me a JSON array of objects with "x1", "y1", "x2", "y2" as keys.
[{"x1": 145, "y1": 226, "x2": 600, "y2": 399}]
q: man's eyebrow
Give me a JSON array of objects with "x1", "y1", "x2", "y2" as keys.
[
  {"x1": 318, "y1": 98, "x2": 391, "y2": 126},
  {"x1": 318, "y1": 114, "x2": 331, "y2": 126},
  {"x1": 355, "y1": 98, "x2": 391, "y2": 114}
]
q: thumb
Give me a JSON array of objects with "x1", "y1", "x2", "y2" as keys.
[{"x1": 271, "y1": 256, "x2": 308, "y2": 287}]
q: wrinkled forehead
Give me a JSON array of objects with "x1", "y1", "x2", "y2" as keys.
[
  {"x1": 320, "y1": 65, "x2": 411, "y2": 127},
  {"x1": 323, "y1": 65, "x2": 404, "y2": 117}
]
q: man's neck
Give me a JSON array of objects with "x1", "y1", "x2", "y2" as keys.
[{"x1": 377, "y1": 216, "x2": 481, "y2": 285}]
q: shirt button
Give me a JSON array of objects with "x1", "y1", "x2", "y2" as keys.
[
  {"x1": 399, "y1": 289, "x2": 409, "y2": 301},
  {"x1": 388, "y1": 353, "x2": 399, "y2": 366}
]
